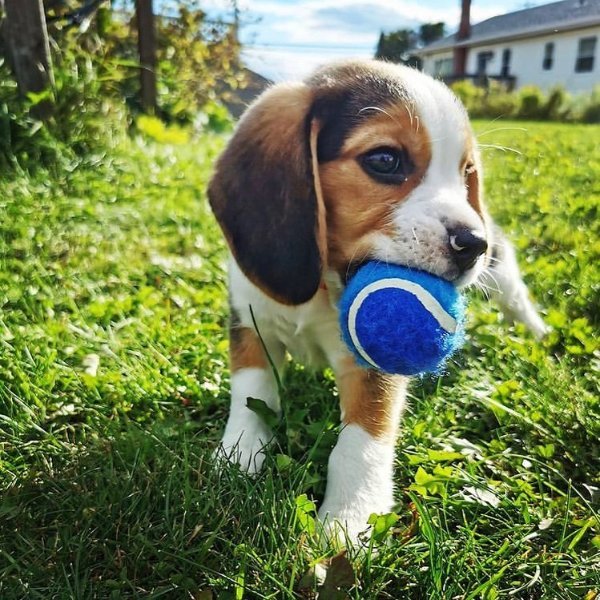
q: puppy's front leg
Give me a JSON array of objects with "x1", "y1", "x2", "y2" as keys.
[
  {"x1": 319, "y1": 360, "x2": 408, "y2": 543},
  {"x1": 218, "y1": 317, "x2": 284, "y2": 474}
]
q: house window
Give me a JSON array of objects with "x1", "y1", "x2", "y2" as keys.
[
  {"x1": 434, "y1": 58, "x2": 453, "y2": 77},
  {"x1": 476, "y1": 51, "x2": 494, "y2": 75},
  {"x1": 501, "y1": 49, "x2": 511, "y2": 77},
  {"x1": 575, "y1": 36, "x2": 596, "y2": 72},
  {"x1": 543, "y1": 42, "x2": 554, "y2": 70}
]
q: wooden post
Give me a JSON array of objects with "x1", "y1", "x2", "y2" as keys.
[
  {"x1": 136, "y1": 0, "x2": 157, "y2": 113},
  {"x1": 4, "y1": 0, "x2": 54, "y2": 116}
]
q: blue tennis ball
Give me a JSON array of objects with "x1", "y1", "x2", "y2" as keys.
[{"x1": 339, "y1": 262, "x2": 465, "y2": 376}]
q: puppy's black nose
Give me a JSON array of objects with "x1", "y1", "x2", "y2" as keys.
[{"x1": 447, "y1": 227, "x2": 488, "y2": 272}]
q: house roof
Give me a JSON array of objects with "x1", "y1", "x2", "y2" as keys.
[
  {"x1": 220, "y1": 68, "x2": 272, "y2": 119},
  {"x1": 418, "y1": 0, "x2": 600, "y2": 55}
]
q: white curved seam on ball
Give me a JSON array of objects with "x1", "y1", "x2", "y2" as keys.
[{"x1": 347, "y1": 278, "x2": 457, "y2": 369}]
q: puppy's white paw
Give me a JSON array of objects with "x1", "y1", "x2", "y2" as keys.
[
  {"x1": 318, "y1": 492, "x2": 394, "y2": 548},
  {"x1": 215, "y1": 421, "x2": 273, "y2": 475},
  {"x1": 318, "y1": 424, "x2": 396, "y2": 547},
  {"x1": 318, "y1": 507, "x2": 372, "y2": 548}
]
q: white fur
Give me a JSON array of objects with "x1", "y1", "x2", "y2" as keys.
[
  {"x1": 217, "y1": 367, "x2": 280, "y2": 474},
  {"x1": 229, "y1": 258, "x2": 346, "y2": 369},
  {"x1": 318, "y1": 424, "x2": 397, "y2": 543}
]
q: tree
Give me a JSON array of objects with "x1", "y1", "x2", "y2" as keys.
[
  {"x1": 3, "y1": 0, "x2": 54, "y2": 116},
  {"x1": 375, "y1": 29, "x2": 417, "y2": 62},
  {"x1": 136, "y1": 0, "x2": 157, "y2": 113},
  {"x1": 420, "y1": 22, "x2": 445, "y2": 46},
  {"x1": 375, "y1": 22, "x2": 445, "y2": 68}
]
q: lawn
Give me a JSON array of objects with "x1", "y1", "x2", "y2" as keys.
[{"x1": 1, "y1": 121, "x2": 598, "y2": 598}]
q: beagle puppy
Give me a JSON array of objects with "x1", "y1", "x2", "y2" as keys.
[{"x1": 208, "y1": 59, "x2": 548, "y2": 542}]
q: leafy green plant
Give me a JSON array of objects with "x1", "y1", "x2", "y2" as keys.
[
  {"x1": 0, "y1": 1, "x2": 240, "y2": 174},
  {"x1": 541, "y1": 86, "x2": 571, "y2": 120},
  {"x1": 517, "y1": 85, "x2": 545, "y2": 119},
  {"x1": 155, "y1": 1, "x2": 243, "y2": 124},
  {"x1": 450, "y1": 81, "x2": 593, "y2": 123},
  {"x1": 450, "y1": 79, "x2": 485, "y2": 115},
  {"x1": 580, "y1": 84, "x2": 600, "y2": 123}
]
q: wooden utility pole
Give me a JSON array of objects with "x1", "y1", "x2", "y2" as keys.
[
  {"x1": 136, "y1": 0, "x2": 157, "y2": 113},
  {"x1": 4, "y1": 0, "x2": 54, "y2": 116}
]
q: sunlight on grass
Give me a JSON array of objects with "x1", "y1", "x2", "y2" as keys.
[{"x1": 0, "y1": 122, "x2": 598, "y2": 597}]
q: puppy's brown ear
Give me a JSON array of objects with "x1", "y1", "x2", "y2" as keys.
[{"x1": 208, "y1": 84, "x2": 325, "y2": 305}]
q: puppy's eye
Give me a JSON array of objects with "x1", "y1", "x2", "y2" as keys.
[{"x1": 360, "y1": 147, "x2": 414, "y2": 184}]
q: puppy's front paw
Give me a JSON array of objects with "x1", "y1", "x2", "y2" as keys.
[
  {"x1": 215, "y1": 421, "x2": 273, "y2": 475},
  {"x1": 318, "y1": 494, "x2": 393, "y2": 548},
  {"x1": 317, "y1": 507, "x2": 371, "y2": 548}
]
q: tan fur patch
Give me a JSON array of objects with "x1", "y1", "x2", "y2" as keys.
[
  {"x1": 462, "y1": 133, "x2": 484, "y2": 216},
  {"x1": 336, "y1": 358, "x2": 407, "y2": 439},
  {"x1": 310, "y1": 118, "x2": 329, "y2": 270},
  {"x1": 318, "y1": 105, "x2": 431, "y2": 270},
  {"x1": 230, "y1": 326, "x2": 267, "y2": 372},
  {"x1": 465, "y1": 165, "x2": 481, "y2": 214}
]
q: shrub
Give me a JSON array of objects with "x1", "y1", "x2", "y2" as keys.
[
  {"x1": 581, "y1": 85, "x2": 600, "y2": 123},
  {"x1": 517, "y1": 85, "x2": 545, "y2": 120},
  {"x1": 451, "y1": 79, "x2": 485, "y2": 115},
  {"x1": 541, "y1": 86, "x2": 571, "y2": 121},
  {"x1": 49, "y1": 29, "x2": 130, "y2": 155},
  {"x1": 155, "y1": 3, "x2": 243, "y2": 124},
  {"x1": 449, "y1": 80, "x2": 599, "y2": 123},
  {"x1": 0, "y1": 2, "x2": 242, "y2": 172},
  {"x1": 0, "y1": 34, "x2": 129, "y2": 173},
  {"x1": 0, "y1": 59, "x2": 64, "y2": 171},
  {"x1": 482, "y1": 81, "x2": 518, "y2": 118}
]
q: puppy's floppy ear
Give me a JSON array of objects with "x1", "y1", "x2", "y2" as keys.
[{"x1": 208, "y1": 83, "x2": 326, "y2": 305}]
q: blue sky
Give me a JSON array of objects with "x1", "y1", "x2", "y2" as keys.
[{"x1": 204, "y1": 0, "x2": 546, "y2": 80}]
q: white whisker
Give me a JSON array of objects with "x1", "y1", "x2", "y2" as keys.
[{"x1": 478, "y1": 143, "x2": 522, "y2": 155}]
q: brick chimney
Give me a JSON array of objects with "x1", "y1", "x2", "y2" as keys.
[{"x1": 454, "y1": 0, "x2": 471, "y2": 76}]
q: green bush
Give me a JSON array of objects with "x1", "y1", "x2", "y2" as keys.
[
  {"x1": 0, "y1": 30, "x2": 130, "y2": 172},
  {"x1": 517, "y1": 85, "x2": 545, "y2": 119},
  {"x1": 450, "y1": 80, "x2": 595, "y2": 123},
  {"x1": 542, "y1": 86, "x2": 570, "y2": 120},
  {"x1": 450, "y1": 79, "x2": 518, "y2": 119},
  {"x1": 482, "y1": 81, "x2": 519, "y2": 118},
  {"x1": 0, "y1": 60, "x2": 64, "y2": 171},
  {"x1": 49, "y1": 30, "x2": 130, "y2": 155},
  {"x1": 580, "y1": 85, "x2": 600, "y2": 123},
  {"x1": 0, "y1": 2, "x2": 242, "y2": 173},
  {"x1": 450, "y1": 79, "x2": 485, "y2": 115},
  {"x1": 155, "y1": 3, "x2": 243, "y2": 125}
]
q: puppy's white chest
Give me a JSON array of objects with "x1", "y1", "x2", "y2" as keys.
[
  {"x1": 273, "y1": 292, "x2": 338, "y2": 367},
  {"x1": 229, "y1": 258, "x2": 346, "y2": 368}
]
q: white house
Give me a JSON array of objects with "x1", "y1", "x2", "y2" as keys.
[{"x1": 418, "y1": 0, "x2": 600, "y2": 94}]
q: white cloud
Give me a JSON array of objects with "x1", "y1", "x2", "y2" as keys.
[
  {"x1": 242, "y1": 47, "x2": 370, "y2": 81},
  {"x1": 211, "y1": 0, "x2": 534, "y2": 80}
]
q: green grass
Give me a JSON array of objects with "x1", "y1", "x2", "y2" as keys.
[{"x1": 1, "y1": 121, "x2": 598, "y2": 598}]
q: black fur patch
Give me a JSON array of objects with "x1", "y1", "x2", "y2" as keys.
[{"x1": 307, "y1": 63, "x2": 411, "y2": 163}]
